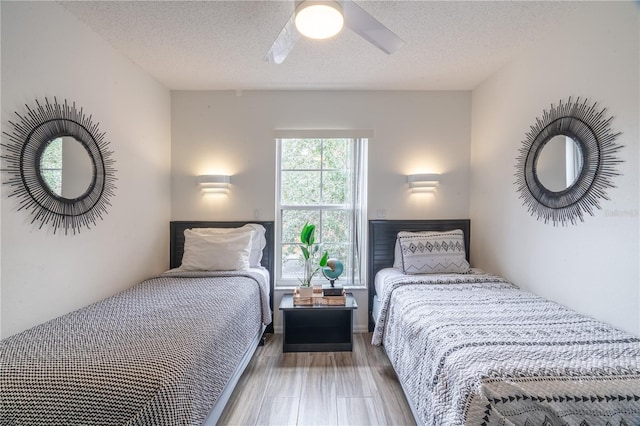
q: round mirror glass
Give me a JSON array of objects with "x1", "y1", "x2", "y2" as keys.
[
  {"x1": 535, "y1": 135, "x2": 583, "y2": 192},
  {"x1": 39, "y1": 136, "x2": 94, "y2": 199}
]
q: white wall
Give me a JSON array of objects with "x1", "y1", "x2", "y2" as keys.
[
  {"x1": 470, "y1": 2, "x2": 639, "y2": 335},
  {"x1": 0, "y1": 3, "x2": 3, "y2": 336},
  {"x1": 1, "y1": 2, "x2": 172, "y2": 338},
  {"x1": 172, "y1": 90, "x2": 471, "y2": 331}
]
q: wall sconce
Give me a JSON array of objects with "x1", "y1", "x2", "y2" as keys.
[
  {"x1": 407, "y1": 173, "x2": 439, "y2": 193},
  {"x1": 197, "y1": 175, "x2": 230, "y2": 193}
]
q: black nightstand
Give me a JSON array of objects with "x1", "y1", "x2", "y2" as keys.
[{"x1": 279, "y1": 293, "x2": 358, "y2": 352}]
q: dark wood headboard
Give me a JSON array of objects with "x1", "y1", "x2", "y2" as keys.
[
  {"x1": 367, "y1": 219, "x2": 471, "y2": 331},
  {"x1": 170, "y1": 221, "x2": 275, "y2": 333}
]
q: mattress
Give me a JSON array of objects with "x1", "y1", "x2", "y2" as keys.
[
  {"x1": 372, "y1": 270, "x2": 640, "y2": 425},
  {"x1": 374, "y1": 267, "x2": 404, "y2": 300},
  {"x1": 372, "y1": 295, "x2": 381, "y2": 324},
  {"x1": 1, "y1": 270, "x2": 271, "y2": 426}
]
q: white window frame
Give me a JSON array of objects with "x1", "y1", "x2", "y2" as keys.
[{"x1": 274, "y1": 130, "x2": 370, "y2": 288}]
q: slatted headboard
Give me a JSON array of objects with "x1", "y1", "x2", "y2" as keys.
[
  {"x1": 170, "y1": 221, "x2": 275, "y2": 333},
  {"x1": 367, "y1": 219, "x2": 471, "y2": 331}
]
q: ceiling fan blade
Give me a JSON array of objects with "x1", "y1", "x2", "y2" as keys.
[
  {"x1": 265, "y1": 12, "x2": 299, "y2": 64},
  {"x1": 343, "y1": 0, "x2": 405, "y2": 54}
]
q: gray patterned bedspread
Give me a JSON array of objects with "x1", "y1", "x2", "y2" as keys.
[
  {"x1": 372, "y1": 270, "x2": 640, "y2": 426},
  {"x1": 1, "y1": 270, "x2": 271, "y2": 426}
]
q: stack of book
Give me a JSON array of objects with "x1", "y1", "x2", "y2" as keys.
[{"x1": 293, "y1": 287, "x2": 346, "y2": 306}]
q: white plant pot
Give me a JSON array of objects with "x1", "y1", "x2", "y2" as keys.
[{"x1": 298, "y1": 286, "x2": 313, "y2": 298}]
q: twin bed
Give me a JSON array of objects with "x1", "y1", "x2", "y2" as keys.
[
  {"x1": 3, "y1": 219, "x2": 640, "y2": 425},
  {"x1": 368, "y1": 220, "x2": 640, "y2": 425},
  {"x1": 1, "y1": 221, "x2": 274, "y2": 426}
]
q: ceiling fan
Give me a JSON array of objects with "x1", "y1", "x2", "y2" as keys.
[{"x1": 265, "y1": 0, "x2": 405, "y2": 64}]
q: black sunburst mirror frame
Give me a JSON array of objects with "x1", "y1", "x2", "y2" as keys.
[
  {"x1": 515, "y1": 97, "x2": 623, "y2": 226},
  {"x1": 1, "y1": 97, "x2": 116, "y2": 234}
]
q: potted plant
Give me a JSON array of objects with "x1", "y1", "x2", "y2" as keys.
[{"x1": 298, "y1": 222, "x2": 328, "y2": 297}]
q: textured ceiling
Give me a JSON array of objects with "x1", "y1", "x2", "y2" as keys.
[{"x1": 59, "y1": 1, "x2": 578, "y2": 91}]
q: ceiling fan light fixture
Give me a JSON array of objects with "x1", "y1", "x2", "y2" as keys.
[{"x1": 295, "y1": 1, "x2": 344, "y2": 40}]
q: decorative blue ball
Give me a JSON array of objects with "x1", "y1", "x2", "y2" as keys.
[{"x1": 322, "y1": 258, "x2": 344, "y2": 280}]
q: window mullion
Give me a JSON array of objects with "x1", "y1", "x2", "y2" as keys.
[
  {"x1": 281, "y1": 168, "x2": 342, "y2": 172},
  {"x1": 280, "y1": 205, "x2": 350, "y2": 210},
  {"x1": 319, "y1": 139, "x2": 324, "y2": 208}
]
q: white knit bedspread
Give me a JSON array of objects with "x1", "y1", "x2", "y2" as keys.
[{"x1": 372, "y1": 270, "x2": 640, "y2": 425}]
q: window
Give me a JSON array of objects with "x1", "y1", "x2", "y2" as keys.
[{"x1": 276, "y1": 135, "x2": 368, "y2": 287}]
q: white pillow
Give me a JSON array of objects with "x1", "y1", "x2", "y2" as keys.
[
  {"x1": 191, "y1": 224, "x2": 266, "y2": 267},
  {"x1": 396, "y1": 229, "x2": 470, "y2": 275},
  {"x1": 180, "y1": 229, "x2": 252, "y2": 271},
  {"x1": 243, "y1": 224, "x2": 267, "y2": 266}
]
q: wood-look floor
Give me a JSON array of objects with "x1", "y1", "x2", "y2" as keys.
[{"x1": 218, "y1": 333, "x2": 416, "y2": 426}]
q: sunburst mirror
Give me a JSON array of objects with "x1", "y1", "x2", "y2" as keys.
[
  {"x1": 515, "y1": 97, "x2": 623, "y2": 226},
  {"x1": 1, "y1": 98, "x2": 116, "y2": 234}
]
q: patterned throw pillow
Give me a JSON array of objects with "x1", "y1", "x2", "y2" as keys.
[{"x1": 397, "y1": 230, "x2": 470, "y2": 274}]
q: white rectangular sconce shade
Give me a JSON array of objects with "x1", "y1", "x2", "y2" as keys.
[
  {"x1": 197, "y1": 175, "x2": 230, "y2": 193},
  {"x1": 407, "y1": 173, "x2": 439, "y2": 193}
]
